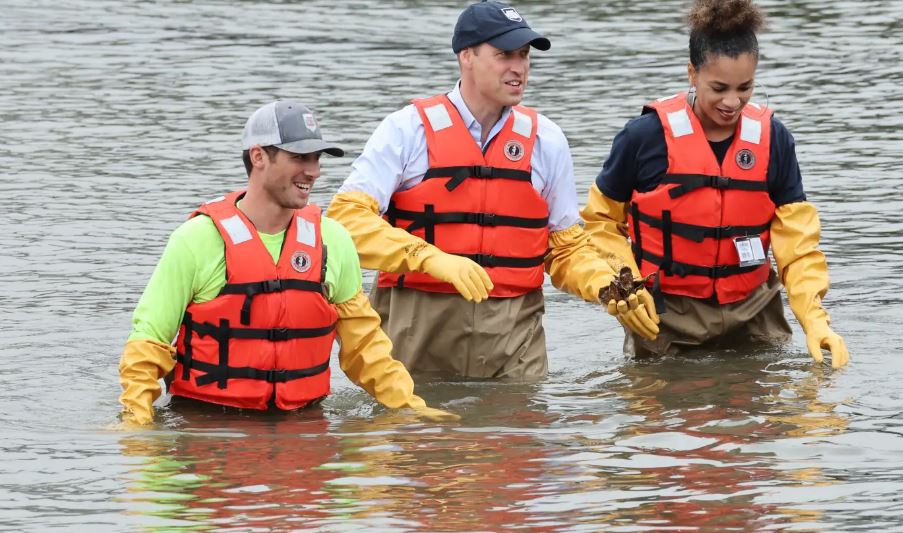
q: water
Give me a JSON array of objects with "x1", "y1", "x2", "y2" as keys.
[{"x1": 2, "y1": 0, "x2": 902, "y2": 530}]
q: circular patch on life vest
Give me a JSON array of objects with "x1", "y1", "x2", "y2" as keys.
[
  {"x1": 504, "y1": 140, "x2": 525, "y2": 162},
  {"x1": 736, "y1": 148, "x2": 756, "y2": 170},
  {"x1": 291, "y1": 251, "x2": 312, "y2": 273}
]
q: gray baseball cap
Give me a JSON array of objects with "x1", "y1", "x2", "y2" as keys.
[{"x1": 241, "y1": 100, "x2": 344, "y2": 157}]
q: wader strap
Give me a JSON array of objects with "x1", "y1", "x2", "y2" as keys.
[
  {"x1": 651, "y1": 272, "x2": 666, "y2": 315},
  {"x1": 632, "y1": 209, "x2": 770, "y2": 243},
  {"x1": 220, "y1": 279, "x2": 325, "y2": 325},
  {"x1": 458, "y1": 253, "x2": 546, "y2": 269},
  {"x1": 184, "y1": 357, "x2": 331, "y2": 387},
  {"x1": 422, "y1": 165, "x2": 532, "y2": 192},
  {"x1": 386, "y1": 201, "x2": 397, "y2": 227},
  {"x1": 321, "y1": 244, "x2": 328, "y2": 283},
  {"x1": 180, "y1": 312, "x2": 193, "y2": 380},
  {"x1": 661, "y1": 173, "x2": 768, "y2": 199},
  {"x1": 396, "y1": 274, "x2": 405, "y2": 289},
  {"x1": 217, "y1": 318, "x2": 229, "y2": 389}
]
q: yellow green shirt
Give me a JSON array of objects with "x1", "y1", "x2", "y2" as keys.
[{"x1": 128, "y1": 212, "x2": 362, "y2": 344}]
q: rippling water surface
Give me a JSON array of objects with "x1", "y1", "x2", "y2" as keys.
[{"x1": 2, "y1": 1, "x2": 902, "y2": 531}]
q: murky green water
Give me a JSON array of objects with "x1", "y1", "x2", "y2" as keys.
[{"x1": 2, "y1": 0, "x2": 902, "y2": 530}]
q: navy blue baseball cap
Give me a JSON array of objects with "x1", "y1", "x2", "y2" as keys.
[{"x1": 452, "y1": 1, "x2": 551, "y2": 54}]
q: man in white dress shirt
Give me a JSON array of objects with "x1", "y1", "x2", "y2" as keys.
[{"x1": 327, "y1": 0, "x2": 659, "y2": 380}]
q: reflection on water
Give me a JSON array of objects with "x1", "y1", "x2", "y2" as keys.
[{"x1": 2, "y1": 0, "x2": 903, "y2": 530}]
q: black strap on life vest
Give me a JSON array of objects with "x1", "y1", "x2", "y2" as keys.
[
  {"x1": 177, "y1": 353, "x2": 330, "y2": 387},
  {"x1": 458, "y1": 252, "x2": 546, "y2": 268},
  {"x1": 632, "y1": 209, "x2": 771, "y2": 243},
  {"x1": 632, "y1": 247, "x2": 762, "y2": 279},
  {"x1": 661, "y1": 173, "x2": 768, "y2": 199},
  {"x1": 220, "y1": 279, "x2": 325, "y2": 325},
  {"x1": 423, "y1": 165, "x2": 532, "y2": 192},
  {"x1": 385, "y1": 204, "x2": 548, "y2": 244},
  {"x1": 180, "y1": 311, "x2": 194, "y2": 380},
  {"x1": 179, "y1": 315, "x2": 335, "y2": 389}
]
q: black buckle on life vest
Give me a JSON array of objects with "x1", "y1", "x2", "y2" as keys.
[
  {"x1": 712, "y1": 226, "x2": 733, "y2": 240},
  {"x1": 473, "y1": 165, "x2": 494, "y2": 178},
  {"x1": 470, "y1": 253, "x2": 497, "y2": 267},
  {"x1": 264, "y1": 369, "x2": 289, "y2": 383},
  {"x1": 476, "y1": 213, "x2": 497, "y2": 226},
  {"x1": 262, "y1": 279, "x2": 283, "y2": 293},
  {"x1": 709, "y1": 176, "x2": 732, "y2": 189},
  {"x1": 267, "y1": 328, "x2": 290, "y2": 341}
]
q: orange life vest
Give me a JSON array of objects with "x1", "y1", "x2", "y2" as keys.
[
  {"x1": 170, "y1": 191, "x2": 338, "y2": 410},
  {"x1": 629, "y1": 93, "x2": 775, "y2": 304},
  {"x1": 377, "y1": 94, "x2": 550, "y2": 297}
]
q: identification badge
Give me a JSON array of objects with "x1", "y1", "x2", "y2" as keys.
[{"x1": 734, "y1": 236, "x2": 767, "y2": 267}]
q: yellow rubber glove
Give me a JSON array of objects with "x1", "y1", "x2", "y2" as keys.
[
  {"x1": 606, "y1": 290, "x2": 660, "y2": 340},
  {"x1": 327, "y1": 191, "x2": 492, "y2": 302},
  {"x1": 771, "y1": 202, "x2": 849, "y2": 368},
  {"x1": 335, "y1": 290, "x2": 460, "y2": 420},
  {"x1": 547, "y1": 223, "x2": 659, "y2": 339},
  {"x1": 118, "y1": 339, "x2": 177, "y2": 425},
  {"x1": 581, "y1": 184, "x2": 642, "y2": 276}
]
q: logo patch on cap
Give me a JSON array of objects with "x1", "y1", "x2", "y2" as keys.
[
  {"x1": 303, "y1": 113, "x2": 318, "y2": 131},
  {"x1": 504, "y1": 140, "x2": 525, "y2": 162},
  {"x1": 736, "y1": 148, "x2": 756, "y2": 170},
  {"x1": 501, "y1": 7, "x2": 522, "y2": 22},
  {"x1": 291, "y1": 251, "x2": 312, "y2": 273}
]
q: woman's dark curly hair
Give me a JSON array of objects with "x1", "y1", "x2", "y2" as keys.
[{"x1": 688, "y1": 0, "x2": 765, "y2": 68}]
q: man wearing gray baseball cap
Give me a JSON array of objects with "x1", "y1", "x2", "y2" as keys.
[
  {"x1": 327, "y1": 1, "x2": 659, "y2": 382},
  {"x1": 117, "y1": 101, "x2": 456, "y2": 427}
]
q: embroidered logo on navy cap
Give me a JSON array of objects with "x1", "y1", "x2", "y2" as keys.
[
  {"x1": 291, "y1": 251, "x2": 312, "y2": 273},
  {"x1": 736, "y1": 148, "x2": 756, "y2": 170},
  {"x1": 504, "y1": 140, "x2": 525, "y2": 161},
  {"x1": 501, "y1": 7, "x2": 522, "y2": 22}
]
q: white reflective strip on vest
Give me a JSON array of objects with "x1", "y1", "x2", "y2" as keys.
[
  {"x1": 512, "y1": 109, "x2": 532, "y2": 138},
  {"x1": 220, "y1": 215, "x2": 253, "y2": 245},
  {"x1": 205, "y1": 195, "x2": 225, "y2": 204},
  {"x1": 740, "y1": 115, "x2": 762, "y2": 144},
  {"x1": 296, "y1": 216, "x2": 316, "y2": 247},
  {"x1": 747, "y1": 102, "x2": 761, "y2": 111},
  {"x1": 423, "y1": 104, "x2": 453, "y2": 132},
  {"x1": 657, "y1": 93, "x2": 679, "y2": 102},
  {"x1": 666, "y1": 109, "x2": 694, "y2": 138}
]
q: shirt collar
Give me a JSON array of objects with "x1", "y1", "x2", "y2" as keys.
[{"x1": 447, "y1": 80, "x2": 512, "y2": 133}]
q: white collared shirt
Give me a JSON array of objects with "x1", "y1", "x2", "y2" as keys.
[{"x1": 338, "y1": 82, "x2": 580, "y2": 231}]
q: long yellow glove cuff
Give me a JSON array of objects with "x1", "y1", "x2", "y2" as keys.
[
  {"x1": 771, "y1": 202, "x2": 849, "y2": 367},
  {"x1": 581, "y1": 184, "x2": 641, "y2": 276},
  {"x1": 327, "y1": 191, "x2": 492, "y2": 301},
  {"x1": 118, "y1": 339, "x2": 177, "y2": 425},
  {"x1": 335, "y1": 290, "x2": 460, "y2": 423},
  {"x1": 546, "y1": 223, "x2": 617, "y2": 303}
]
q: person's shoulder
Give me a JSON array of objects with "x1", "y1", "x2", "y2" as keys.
[
  {"x1": 768, "y1": 114, "x2": 798, "y2": 147},
  {"x1": 533, "y1": 111, "x2": 569, "y2": 148},
  {"x1": 624, "y1": 110, "x2": 664, "y2": 139},
  {"x1": 169, "y1": 212, "x2": 220, "y2": 244},
  {"x1": 320, "y1": 215, "x2": 354, "y2": 247}
]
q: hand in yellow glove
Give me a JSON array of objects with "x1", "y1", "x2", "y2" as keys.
[
  {"x1": 605, "y1": 288, "x2": 660, "y2": 340},
  {"x1": 420, "y1": 251, "x2": 493, "y2": 302},
  {"x1": 336, "y1": 290, "x2": 461, "y2": 421},
  {"x1": 771, "y1": 202, "x2": 849, "y2": 368},
  {"x1": 118, "y1": 338, "x2": 177, "y2": 426},
  {"x1": 804, "y1": 319, "x2": 849, "y2": 368},
  {"x1": 380, "y1": 396, "x2": 461, "y2": 422}
]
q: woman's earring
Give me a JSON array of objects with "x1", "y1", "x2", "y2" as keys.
[{"x1": 688, "y1": 86, "x2": 697, "y2": 107}]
